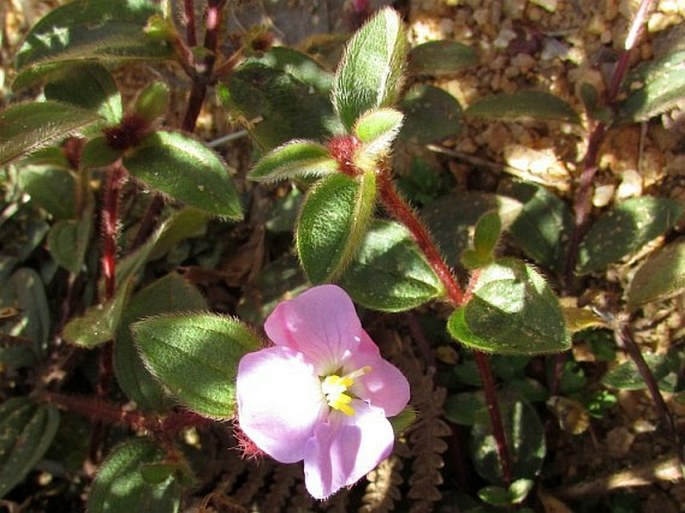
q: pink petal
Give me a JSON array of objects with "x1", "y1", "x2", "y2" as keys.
[
  {"x1": 346, "y1": 330, "x2": 410, "y2": 417},
  {"x1": 236, "y1": 346, "x2": 328, "y2": 463},
  {"x1": 264, "y1": 285, "x2": 363, "y2": 374},
  {"x1": 303, "y1": 402, "x2": 394, "y2": 499}
]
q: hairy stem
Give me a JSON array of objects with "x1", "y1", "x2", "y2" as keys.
[
  {"x1": 377, "y1": 169, "x2": 513, "y2": 486},
  {"x1": 134, "y1": 0, "x2": 227, "y2": 249},
  {"x1": 565, "y1": 0, "x2": 654, "y2": 282},
  {"x1": 90, "y1": 163, "x2": 127, "y2": 462},
  {"x1": 377, "y1": 171, "x2": 463, "y2": 304}
]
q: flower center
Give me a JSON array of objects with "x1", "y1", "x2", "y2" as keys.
[{"x1": 321, "y1": 366, "x2": 371, "y2": 416}]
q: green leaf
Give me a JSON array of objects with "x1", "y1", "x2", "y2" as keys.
[
  {"x1": 407, "y1": 40, "x2": 477, "y2": 76},
  {"x1": 423, "y1": 191, "x2": 522, "y2": 268},
  {"x1": 617, "y1": 50, "x2": 685, "y2": 123},
  {"x1": 470, "y1": 390, "x2": 545, "y2": 484},
  {"x1": 81, "y1": 136, "x2": 123, "y2": 170},
  {"x1": 43, "y1": 63, "x2": 122, "y2": 125},
  {"x1": 333, "y1": 7, "x2": 407, "y2": 130},
  {"x1": 478, "y1": 485, "x2": 512, "y2": 506},
  {"x1": 465, "y1": 91, "x2": 581, "y2": 124},
  {"x1": 462, "y1": 211, "x2": 502, "y2": 269},
  {"x1": 249, "y1": 140, "x2": 337, "y2": 183},
  {"x1": 602, "y1": 352, "x2": 680, "y2": 392},
  {"x1": 63, "y1": 279, "x2": 134, "y2": 348},
  {"x1": 133, "y1": 313, "x2": 261, "y2": 418},
  {"x1": 47, "y1": 205, "x2": 93, "y2": 274},
  {"x1": 123, "y1": 131, "x2": 242, "y2": 219},
  {"x1": 399, "y1": 84, "x2": 463, "y2": 144},
  {"x1": 252, "y1": 46, "x2": 334, "y2": 94},
  {"x1": 148, "y1": 208, "x2": 209, "y2": 261},
  {"x1": 115, "y1": 273, "x2": 207, "y2": 410},
  {"x1": 353, "y1": 108, "x2": 404, "y2": 165},
  {"x1": 577, "y1": 197, "x2": 683, "y2": 274},
  {"x1": 297, "y1": 172, "x2": 376, "y2": 283},
  {"x1": 0, "y1": 399, "x2": 60, "y2": 499},
  {"x1": 0, "y1": 101, "x2": 99, "y2": 166},
  {"x1": 134, "y1": 82, "x2": 170, "y2": 122},
  {"x1": 447, "y1": 258, "x2": 570, "y2": 355},
  {"x1": 14, "y1": 0, "x2": 171, "y2": 85},
  {"x1": 88, "y1": 438, "x2": 181, "y2": 513},
  {"x1": 444, "y1": 391, "x2": 486, "y2": 425},
  {"x1": 340, "y1": 220, "x2": 444, "y2": 311},
  {"x1": 18, "y1": 166, "x2": 77, "y2": 219},
  {"x1": 473, "y1": 211, "x2": 502, "y2": 256},
  {"x1": 1, "y1": 268, "x2": 50, "y2": 358},
  {"x1": 219, "y1": 56, "x2": 339, "y2": 150},
  {"x1": 500, "y1": 181, "x2": 573, "y2": 275},
  {"x1": 628, "y1": 239, "x2": 685, "y2": 307}
]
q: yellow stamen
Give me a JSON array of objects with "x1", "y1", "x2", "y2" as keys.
[{"x1": 321, "y1": 366, "x2": 372, "y2": 416}]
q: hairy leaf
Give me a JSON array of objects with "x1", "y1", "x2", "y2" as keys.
[
  {"x1": 88, "y1": 438, "x2": 181, "y2": 513},
  {"x1": 407, "y1": 40, "x2": 477, "y2": 76},
  {"x1": 115, "y1": 273, "x2": 207, "y2": 410},
  {"x1": 333, "y1": 7, "x2": 407, "y2": 130},
  {"x1": 500, "y1": 181, "x2": 573, "y2": 275},
  {"x1": 218, "y1": 61, "x2": 342, "y2": 151},
  {"x1": 15, "y1": 0, "x2": 171, "y2": 84},
  {"x1": 340, "y1": 220, "x2": 444, "y2": 311},
  {"x1": 297, "y1": 172, "x2": 376, "y2": 283},
  {"x1": 447, "y1": 258, "x2": 570, "y2": 355},
  {"x1": 249, "y1": 140, "x2": 337, "y2": 182},
  {"x1": 0, "y1": 399, "x2": 60, "y2": 499},
  {"x1": 0, "y1": 101, "x2": 99, "y2": 166},
  {"x1": 628, "y1": 238, "x2": 685, "y2": 307},
  {"x1": 133, "y1": 313, "x2": 261, "y2": 418},
  {"x1": 465, "y1": 91, "x2": 580, "y2": 124},
  {"x1": 123, "y1": 131, "x2": 242, "y2": 219},
  {"x1": 43, "y1": 63, "x2": 122, "y2": 124},
  {"x1": 399, "y1": 85, "x2": 463, "y2": 144},
  {"x1": 577, "y1": 197, "x2": 683, "y2": 274},
  {"x1": 617, "y1": 50, "x2": 685, "y2": 123},
  {"x1": 18, "y1": 166, "x2": 77, "y2": 219}
]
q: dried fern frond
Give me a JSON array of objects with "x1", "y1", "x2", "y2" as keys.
[
  {"x1": 232, "y1": 460, "x2": 271, "y2": 506},
  {"x1": 407, "y1": 365, "x2": 451, "y2": 513},
  {"x1": 261, "y1": 463, "x2": 301, "y2": 513},
  {"x1": 324, "y1": 487, "x2": 351, "y2": 512},
  {"x1": 389, "y1": 333, "x2": 450, "y2": 513},
  {"x1": 288, "y1": 480, "x2": 316, "y2": 512},
  {"x1": 359, "y1": 453, "x2": 404, "y2": 513}
]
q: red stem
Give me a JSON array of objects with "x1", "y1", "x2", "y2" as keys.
[
  {"x1": 101, "y1": 164, "x2": 126, "y2": 300},
  {"x1": 474, "y1": 351, "x2": 513, "y2": 485},
  {"x1": 90, "y1": 163, "x2": 127, "y2": 462},
  {"x1": 183, "y1": 0, "x2": 197, "y2": 47},
  {"x1": 565, "y1": 0, "x2": 654, "y2": 284},
  {"x1": 377, "y1": 168, "x2": 513, "y2": 486},
  {"x1": 377, "y1": 171, "x2": 464, "y2": 305},
  {"x1": 134, "y1": 0, "x2": 228, "y2": 248}
]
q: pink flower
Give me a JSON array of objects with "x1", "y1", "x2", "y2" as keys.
[{"x1": 236, "y1": 284, "x2": 410, "y2": 499}]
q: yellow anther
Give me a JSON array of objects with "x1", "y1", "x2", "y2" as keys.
[{"x1": 321, "y1": 366, "x2": 373, "y2": 416}]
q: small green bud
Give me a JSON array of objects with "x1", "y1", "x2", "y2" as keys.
[
  {"x1": 135, "y1": 82, "x2": 170, "y2": 122},
  {"x1": 144, "y1": 15, "x2": 177, "y2": 41}
]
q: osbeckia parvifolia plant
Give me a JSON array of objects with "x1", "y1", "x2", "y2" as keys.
[{"x1": 236, "y1": 284, "x2": 410, "y2": 499}]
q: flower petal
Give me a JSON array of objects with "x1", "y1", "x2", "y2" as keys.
[
  {"x1": 236, "y1": 346, "x2": 327, "y2": 463},
  {"x1": 346, "y1": 331, "x2": 410, "y2": 417},
  {"x1": 303, "y1": 401, "x2": 394, "y2": 499},
  {"x1": 264, "y1": 285, "x2": 363, "y2": 374}
]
